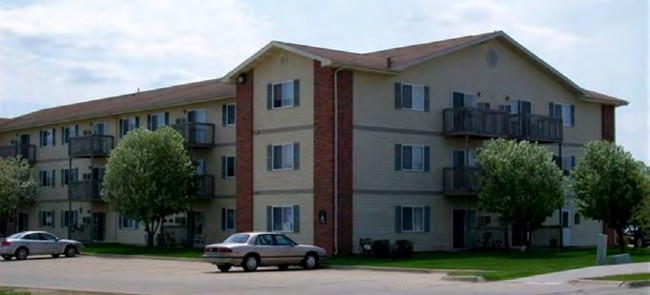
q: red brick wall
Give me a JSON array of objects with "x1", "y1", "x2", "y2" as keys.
[
  {"x1": 236, "y1": 71, "x2": 254, "y2": 232},
  {"x1": 313, "y1": 61, "x2": 354, "y2": 255},
  {"x1": 601, "y1": 105, "x2": 615, "y2": 142}
]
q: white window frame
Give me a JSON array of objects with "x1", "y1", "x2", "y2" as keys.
[
  {"x1": 41, "y1": 128, "x2": 55, "y2": 147},
  {"x1": 225, "y1": 155, "x2": 236, "y2": 178},
  {"x1": 271, "y1": 206, "x2": 295, "y2": 233},
  {"x1": 40, "y1": 211, "x2": 53, "y2": 227},
  {"x1": 120, "y1": 215, "x2": 137, "y2": 230},
  {"x1": 224, "y1": 208, "x2": 236, "y2": 231},
  {"x1": 401, "y1": 206, "x2": 425, "y2": 232},
  {"x1": 401, "y1": 83, "x2": 425, "y2": 111},
  {"x1": 271, "y1": 143, "x2": 295, "y2": 171},
  {"x1": 120, "y1": 117, "x2": 137, "y2": 137},
  {"x1": 225, "y1": 103, "x2": 236, "y2": 126},
  {"x1": 63, "y1": 125, "x2": 77, "y2": 144},
  {"x1": 555, "y1": 103, "x2": 572, "y2": 127},
  {"x1": 271, "y1": 80, "x2": 295, "y2": 109},
  {"x1": 401, "y1": 144, "x2": 425, "y2": 172},
  {"x1": 149, "y1": 112, "x2": 167, "y2": 130}
]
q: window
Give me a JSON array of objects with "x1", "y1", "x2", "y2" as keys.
[
  {"x1": 477, "y1": 102, "x2": 491, "y2": 109},
  {"x1": 62, "y1": 210, "x2": 78, "y2": 228},
  {"x1": 402, "y1": 206, "x2": 425, "y2": 232},
  {"x1": 508, "y1": 100, "x2": 532, "y2": 115},
  {"x1": 94, "y1": 122, "x2": 107, "y2": 135},
  {"x1": 401, "y1": 84, "x2": 425, "y2": 111},
  {"x1": 39, "y1": 128, "x2": 56, "y2": 147},
  {"x1": 270, "y1": 143, "x2": 298, "y2": 170},
  {"x1": 61, "y1": 168, "x2": 78, "y2": 186},
  {"x1": 395, "y1": 144, "x2": 429, "y2": 172},
  {"x1": 119, "y1": 117, "x2": 139, "y2": 137},
  {"x1": 39, "y1": 211, "x2": 54, "y2": 227},
  {"x1": 272, "y1": 206, "x2": 295, "y2": 232},
  {"x1": 39, "y1": 233, "x2": 58, "y2": 241},
  {"x1": 273, "y1": 234, "x2": 296, "y2": 246},
  {"x1": 574, "y1": 213, "x2": 581, "y2": 225},
  {"x1": 147, "y1": 113, "x2": 168, "y2": 131},
  {"x1": 222, "y1": 208, "x2": 235, "y2": 231},
  {"x1": 119, "y1": 215, "x2": 137, "y2": 230},
  {"x1": 62, "y1": 125, "x2": 78, "y2": 144},
  {"x1": 560, "y1": 155, "x2": 576, "y2": 175},
  {"x1": 223, "y1": 104, "x2": 236, "y2": 126},
  {"x1": 222, "y1": 155, "x2": 236, "y2": 178},
  {"x1": 549, "y1": 103, "x2": 575, "y2": 127},
  {"x1": 452, "y1": 92, "x2": 477, "y2": 108},
  {"x1": 39, "y1": 170, "x2": 55, "y2": 187},
  {"x1": 272, "y1": 81, "x2": 295, "y2": 109},
  {"x1": 256, "y1": 234, "x2": 274, "y2": 245}
]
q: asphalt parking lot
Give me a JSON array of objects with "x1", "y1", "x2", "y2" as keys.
[{"x1": 0, "y1": 255, "x2": 642, "y2": 295}]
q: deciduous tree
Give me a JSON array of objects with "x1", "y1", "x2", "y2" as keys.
[{"x1": 0, "y1": 157, "x2": 36, "y2": 237}]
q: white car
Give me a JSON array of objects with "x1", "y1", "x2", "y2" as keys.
[
  {"x1": 0, "y1": 231, "x2": 84, "y2": 260},
  {"x1": 202, "y1": 232, "x2": 328, "y2": 272}
]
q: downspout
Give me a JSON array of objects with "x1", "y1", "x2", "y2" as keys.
[{"x1": 333, "y1": 67, "x2": 345, "y2": 256}]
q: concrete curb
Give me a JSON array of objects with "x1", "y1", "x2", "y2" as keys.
[
  {"x1": 83, "y1": 253, "x2": 202, "y2": 262},
  {"x1": 621, "y1": 280, "x2": 650, "y2": 289},
  {"x1": 442, "y1": 275, "x2": 486, "y2": 283}
]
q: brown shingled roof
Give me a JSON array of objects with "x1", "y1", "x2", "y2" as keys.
[
  {"x1": 0, "y1": 79, "x2": 235, "y2": 131},
  {"x1": 584, "y1": 90, "x2": 629, "y2": 106},
  {"x1": 0, "y1": 118, "x2": 10, "y2": 127}
]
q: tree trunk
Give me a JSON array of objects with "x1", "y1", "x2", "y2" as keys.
[
  {"x1": 146, "y1": 229, "x2": 155, "y2": 248},
  {"x1": 0, "y1": 213, "x2": 8, "y2": 237},
  {"x1": 504, "y1": 225, "x2": 510, "y2": 251},
  {"x1": 616, "y1": 227, "x2": 626, "y2": 253},
  {"x1": 524, "y1": 224, "x2": 532, "y2": 252}
]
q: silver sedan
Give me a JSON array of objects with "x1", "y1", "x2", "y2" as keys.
[
  {"x1": 0, "y1": 231, "x2": 84, "y2": 260},
  {"x1": 202, "y1": 232, "x2": 328, "y2": 272}
]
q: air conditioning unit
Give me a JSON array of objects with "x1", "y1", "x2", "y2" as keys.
[
  {"x1": 83, "y1": 130, "x2": 92, "y2": 136},
  {"x1": 82, "y1": 173, "x2": 91, "y2": 180}
]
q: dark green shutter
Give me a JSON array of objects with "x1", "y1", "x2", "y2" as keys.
[
  {"x1": 267, "y1": 83, "x2": 273, "y2": 109},
  {"x1": 221, "y1": 208, "x2": 227, "y2": 231},
  {"x1": 267, "y1": 145, "x2": 273, "y2": 171},
  {"x1": 39, "y1": 130, "x2": 44, "y2": 147},
  {"x1": 395, "y1": 206, "x2": 402, "y2": 233},
  {"x1": 135, "y1": 117, "x2": 140, "y2": 128},
  {"x1": 75, "y1": 124, "x2": 79, "y2": 137},
  {"x1": 61, "y1": 210, "x2": 64, "y2": 228},
  {"x1": 266, "y1": 206, "x2": 273, "y2": 231},
  {"x1": 52, "y1": 128, "x2": 56, "y2": 146},
  {"x1": 61, "y1": 127, "x2": 65, "y2": 144},
  {"x1": 222, "y1": 105, "x2": 227, "y2": 126},
  {"x1": 51, "y1": 169, "x2": 56, "y2": 187},
  {"x1": 424, "y1": 146, "x2": 430, "y2": 172},
  {"x1": 570, "y1": 105, "x2": 575, "y2": 126},
  {"x1": 293, "y1": 205, "x2": 300, "y2": 233},
  {"x1": 118, "y1": 119, "x2": 124, "y2": 138},
  {"x1": 424, "y1": 86, "x2": 430, "y2": 112},
  {"x1": 571, "y1": 156, "x2": 576, "y2": 169},
  {"x1": 395, "y1": 144, "x2": 402, "y2": 171},
  {"x1": 164, "y1": 112, "x2": 169, "y2": 126},
  {"x1": 118, "y1": 214, "x2": 123, "y2": 229},
  {"x1": 146, "y1": 115, "x2": 152, "y2": 130},
  {"x1": 394, "y1": 83, "x2": 402, "y2": 109},
  {"x1": 50, "y1": 210, "x2": 55, "y2": 227},
  {"x1": 549, "y1": 102, "x2": 555, "y2": 117},
  {"x1": 221, "y1": 156, "x2": 226, "y2": 178},
  {"x1": 293, "y1": 142, "x2": 300, "y2": 170},
  {"x1": 424, "y1": 206, "x2": 431, "y2": 232},
  {"x1": 61, "y1": 169, "x2": 65, "y2": 186},
  {"x1": 293, "y1": 79, "x2": 300, "y2": 106}
]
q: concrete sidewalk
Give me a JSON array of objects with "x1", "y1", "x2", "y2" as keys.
[{"x1": 511, "y1": 262, "x2": 650, "y2": 284}]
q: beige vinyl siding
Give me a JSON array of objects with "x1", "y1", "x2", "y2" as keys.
[
  {"x1": 253, "y1": 50, "x2": 314, "y2": 129},
  {"x1": 253, "y1": 129, "x2": 313, "y2": 191},
  {"x1": 253, "y1": 194, "x2": 314, "y2": 245},
  {"x1": 353, "y1": 39, "x2": 602, "y2": 145}
]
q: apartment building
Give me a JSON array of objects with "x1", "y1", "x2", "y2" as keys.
[{"x1": 0, "y1": 31, "x2": 627, "y2": 254}]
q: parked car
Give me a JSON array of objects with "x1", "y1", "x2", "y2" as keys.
[
  {"x1": 202, "y1": 232, "x2": 328, "y2": 272},
  {"x1": 0, "y1": 231, "x2": 84, "y2": 261}
]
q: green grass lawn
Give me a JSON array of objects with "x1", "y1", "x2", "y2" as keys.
[
  {"x1": 84, "y1": 243, "x2": 203, "y2": 259},
  {"x1": 328, "y1": 248, "x2": 650, "y2": 281},
  {"x1": 589, "y1": 272, "x2": 650, "y2": 281}
]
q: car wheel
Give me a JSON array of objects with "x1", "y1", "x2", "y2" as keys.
[
  {"x1": 1, "y1": 254, "x2": 12, "y2": 261},
  {"x1": 217, "y1": 264, "x2": 232, "y2": 272},
  {"x1": 14, "y1": 247, "x2": 28, "y2": 261},
  {"x1": 64, "y1": 245, "x2": 77, "y2": 258},
  {"x1": 277, "y1": 265, "x2": 289, "y2": 271},
  {"x1": 242, "y1": 254, "x2": 259, "y2": 272},
  {"x1": 52, "y1": 254, "x2": 60, "y2": 258},
  {"x1": 302, "y1": 253, "x2": 319, "y2": 270}
]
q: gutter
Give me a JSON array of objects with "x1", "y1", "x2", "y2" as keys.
[{"x1": 333, "y1": 67, "x2": 345, "y2": 256}]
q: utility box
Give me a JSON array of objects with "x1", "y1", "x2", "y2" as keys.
[{"x1": 596, "y1": 233, "x2": 608, "y2": 265}]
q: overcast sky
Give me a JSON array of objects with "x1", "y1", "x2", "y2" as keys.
[{"x1": 0, "y1": 0, "x2": 647, "y2": 162}]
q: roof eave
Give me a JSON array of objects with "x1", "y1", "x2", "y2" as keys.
[
  {"x1": 581, "y1": 95, "x2": 629, "y2": 107},
  {"x1": 222, "y1": 42, "x2": 333, "y2": 83},
  {"x1": 328, "y1": 63, "x2": 398, "y2": 75}
]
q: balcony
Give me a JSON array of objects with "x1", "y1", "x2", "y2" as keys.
[
  {"x1": 194, "y1": 175, "x2": 215, "y2": 199},
  {"x1": 68, "y1": 135, "x2": 114, "y2": 158},
  {"x1": 443, "y1": 107, "x2": 563, "y2": 143},
  {"x1": 508, "y1": 114, "x2": 563, "y2": 143},
  {"x1": 443, "y1": 167, "x2": 481, "y2": 196},
  {"x1": 443, "y1": 107, "x2": 510, "y2": 139},
  {"x1": 70, "y1": 180, "x2": 102, "y2": 201},
  {"x1": 0, "y1": 144, "x2": 36, "y2": 164},
  {"x1": 171, "y1": 122, "x2": 215, "y2": 148}
]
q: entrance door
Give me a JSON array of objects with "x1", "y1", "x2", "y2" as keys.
[
  {"x1": 187, "y1": 110, "x2": 206, "y2": 144},
  {"x1": 18, "y1": 134, "x2": 31, "y2": 160},
  {"x1": 17, "y1": 213, "x2": 29, "y2": 232},
  {"x1": 92, "y1": 212, "x2": 106, "y2": 241},
  {"x1": 453, "y1": 209, "x2": 476, "y2": 248},
  {"x1": 561, "y1": 209, "x2": 571, "y2": 246}
]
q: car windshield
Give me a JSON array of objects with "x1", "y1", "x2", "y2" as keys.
[
  {"x1": 223, "y1": 234, "x2": 250, "y2": 244},
  {"x1": 7, "y1": 232, "x2": 25, "y2": 239}
]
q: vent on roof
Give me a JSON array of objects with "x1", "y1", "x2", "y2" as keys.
[
  {"x1": 279, "y1": 53, "x2": 288, "y2": 65},
  {"x1": 486, "y1": 48, "x2": 499, "y2": 68}
]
